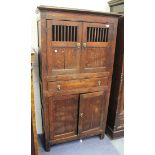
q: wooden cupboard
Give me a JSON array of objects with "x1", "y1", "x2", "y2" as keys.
[
  {"x1": 106, "y1": 1, "x2": 124, "y2": 138},
  {"x1": 37, "y1": 6, "x2": 121, "y2": 151},
  {"x1": 106, "y1": 16, "x2": 124, "y2": 138}
]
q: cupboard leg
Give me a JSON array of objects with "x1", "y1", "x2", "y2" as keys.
[
  {"x1": 100, "y1": 133, "x2": 105, "y2": 140},
  {"x1": 45, "y1": 141, "x2": 50, "y2": 152}
]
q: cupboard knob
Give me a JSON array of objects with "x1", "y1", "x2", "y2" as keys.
[
  {"x1": 76, "y1": 42, "x2": 81, "y2": 48},
  {"x1": 83, "y1": 43, "x2": 87, "y2": 47},
  {"x1": 98, "y1": 80, "x2": 101, "y2": 86},
  {"x1": 57, "y1": 85, "x2": 61, "y2": 91},
  {"x1": 80, "y1": 113, "x2": 84, "y2": 118}
]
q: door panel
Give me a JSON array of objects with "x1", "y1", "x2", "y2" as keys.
[
  {"x1": 78, "y1": 91, "x2": 107, "y2": 135},
  {"x1": 48, "y1": 48, "x2": 65, "y2": 70},
  {"x1": 47, "y1": 20, "x2": 82, "y2": 75},
  {"x1": 49, "y1": 95, "x2": 79, "y2": 140},
  {"x1": 82, "y1": 47, "x2": 113, "y2": 69},
  {"x1": 65, "y1": 47, "x2": 80, "y2": 69},
  {"x1": 81, "y1": 22, "x2": 114, "y2": 72}
]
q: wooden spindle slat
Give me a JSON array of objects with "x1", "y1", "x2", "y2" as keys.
[
  {"x1": 61, "y1": 25, "x2": 63, "y2": 41},
  {"x1": 54, "y1": 25, "x2": 56, "y2": 41},
  {"x1": 106, "y1": 28, "x2": 109, "y2": 42},
  {"x1": 97, "y1": 27, "x2": 100, "y2": 42},
  {"x1": 76, "y1": 27, "x2": 77, "y2": 42},
  {"x1": 57, "y1": 25, "x2": 59, "y2": 41},
  {"x1": 104, "y1": 28, "x2": 107, "y2": 42},
  {"x1": 88, "y1": 27, "x2": 90, "y2": 42},
  {"x1": 64, "y1": 26, "x2": 66, "y2": 41},
  {"x1": 67, "y1": 26, "x2": 69, "y2": 41},
  {"x1": 101, "y1": 28, "x2": 104, "y2": 42}
]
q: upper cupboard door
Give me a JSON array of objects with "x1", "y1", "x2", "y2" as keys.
[
  {"x1": 47, "y1": 20, "x2": 82, "y2": 75},
  {"x1": 81, "y1": 22, "x2": 114, "y2": 73}
]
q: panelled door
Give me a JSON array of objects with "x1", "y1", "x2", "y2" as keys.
[
  {"x1": 47, "y1": 20, "x2": 82, "y2": 75},
  {"x1": 47, "y1": 21, "x2": 114, "y2": 75},
  {"x1": 49, "y1": 95, "x2": 79, "y2": 141},
  {"x1": 81, "y1": 22, "x2": 114, "y2": 73},
  {"x1": 78, "y1": 91, "x2": 107, "y2": 136}
]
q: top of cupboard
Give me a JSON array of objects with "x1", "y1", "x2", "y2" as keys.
[{"x1": 37, "y1": 5, "x2": 122, "y2": 17}]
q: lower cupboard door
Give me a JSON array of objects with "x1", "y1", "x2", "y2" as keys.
[
  {"x1": 78, "y1": 91, "x2": 106, "y2": 135},
  {"x1": 49, "y1": 95, "x2": 79, "y2": 141}
]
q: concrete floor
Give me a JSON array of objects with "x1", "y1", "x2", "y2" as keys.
[
  {"x1": 39, "y1": 134, "x2": 124, "y2": 155},
  {"x1": 108, "y1": 136, "x2": 124, "y2": 155}
]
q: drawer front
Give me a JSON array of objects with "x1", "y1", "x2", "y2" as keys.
[{"x1": 48, "y1": 77, "x2": 108, "y2": 94}]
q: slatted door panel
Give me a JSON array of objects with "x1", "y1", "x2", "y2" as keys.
[
  {"x1": 78, "y1": 91, "x2": 107, "y2": 136},
  {"x1": 49, "y1": 95, "x2": 79, "y2": 141},
  {"x1": 47, "y1": 20, "x2": 82, "y2": 75},
  {"x1": 81, "y1": 22, "x2": 114, "y2": 73}
]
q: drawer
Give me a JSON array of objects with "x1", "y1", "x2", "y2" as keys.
[{"x1": 48, "y1": 77, "x2": 108, "y2": 93}]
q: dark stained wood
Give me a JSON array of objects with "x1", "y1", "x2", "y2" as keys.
[
  {"x1": 48, "y1": 77, "x2": 108, "y2": 93},
  {"x1": 81, "y1": 22, "x2": 114, "y2": 73},
  {"x1": 78, "y1": 91, "x2": 106, "y2": 135},
  {"x1": 49, "y1": 95, "x2": 79, "y2": 142},
  {"x1": 106, "y1": 16, "x2": 124, "y2": 139},
  {"x1": 47, "y1": 20, "x2": 82, "y2": 75},
  {"x1": 37, "y1": 5, "x2": 121, "y2": 17},
  {"x1": 37, "y1": 6, "x2": 120, "y2": 151},
  {"x1": 46, "y1": 72, "x2": 111, "y2": 81}
]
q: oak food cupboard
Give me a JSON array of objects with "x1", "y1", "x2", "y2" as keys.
[{"x1": 37, "y1": 6, "x2": 120, "y2": 151}]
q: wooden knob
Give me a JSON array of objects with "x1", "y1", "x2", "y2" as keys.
[
  {"x1": 76, "y1": 42, "x2": 81, "y2": 48},
  {"x1": 83, "y1": 43, "x2": 87, "y2": 47},
  {"x1": 57, "y1": 85, "x2": 61, "y2": 91},
  {"x1": 98, "y1": 80, "x2": 101, "y2": 86},
  {"x1": 80, "y1": 113, "x2": 84, "y2": 118}
]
